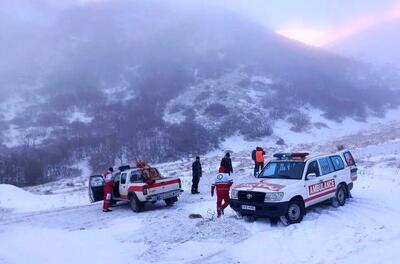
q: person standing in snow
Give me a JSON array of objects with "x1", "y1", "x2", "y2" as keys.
[
  {"x1": 191, "y1": 156, "x2": 202, "y2": 194},
  {"x1": 253, "y1": 147, "x2": 265, "y2": 176},
  {"x1": 220, "y1": 152, "x2": 233, "y2": 175},
  {"x1": 103, "y1": 167, "x2": 114, "y2": 212},
  {"x1": 211, "y1": 167, "x2": 233, "y2": 217}
]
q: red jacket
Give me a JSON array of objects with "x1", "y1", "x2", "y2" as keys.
[{"x1": 103, "y1": 172, "x2": 113, "y2": 192}]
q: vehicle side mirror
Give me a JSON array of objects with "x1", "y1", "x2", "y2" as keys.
[{"x1": 307, "y1": 173, "x2": 317, "y2": 180}]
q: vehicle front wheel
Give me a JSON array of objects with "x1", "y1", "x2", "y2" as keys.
[
  {"x1": 281, "y1": 199, "x2": 304, "y2": 225},
  {"x1": 130, "y1": 195, "x2": 145, "y2": 212},
  {"x1": 165, "y1": 197, "x2": 177, "y2": 206}
]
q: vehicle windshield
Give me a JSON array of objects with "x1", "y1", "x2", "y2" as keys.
[{"x1": 259, "y1": 161, "x2": 305, "y2": 180}]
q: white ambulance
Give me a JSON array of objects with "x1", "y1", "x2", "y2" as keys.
[{"x1": 230, "y1": 150, "x2": 357, "y2": 225}]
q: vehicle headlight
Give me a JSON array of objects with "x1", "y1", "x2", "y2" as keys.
[
  {"x1": 264, "y1": 192, "x2": 284, "y2": 202},
  {"x1": 231, "y1": 189, "x2": 238, "y2": 199}
]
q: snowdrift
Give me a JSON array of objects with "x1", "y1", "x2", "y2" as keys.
[{"x1": 0, "y1": 184, "x2": 88, "y2": 213}]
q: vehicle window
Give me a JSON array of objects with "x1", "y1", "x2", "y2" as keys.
[
  {"x1": 261, "y1": 163, "x2": 277, "y2": 177},
  {"x1": 114, "y1": 172, "x2": 121, "y2": 182},
  {"x1": 259, "y1": 161, "x2": 305, "y2": 180},
  {"x1": 121, "y1": 173, "x2": 127, "y2": 184},
  {"x1": 318, "y1": 158, "x2": 335, "y2": 175},
  {"x1": 330, "y1": 155, "x2": 345, "y2": 171},
  {"x1": 343, "y1": 151, "x2": 356, "y2": 166},
  {"x1": 130, "y1": 170, "x2": 142, "y2": 183},
  {"x1": 90, "y1": 176, "x2": 104, "y2": 187},
  {"x1": 306, "y1": 160, "x2": 320, "y2": 177}
]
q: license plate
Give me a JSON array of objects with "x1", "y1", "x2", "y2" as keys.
[
  {"x1": 157, "y1": 192, "x2": 173, "y2": 200},
  {"x1": 241, "y1": 205, "x2": 256, "y2": 211}
]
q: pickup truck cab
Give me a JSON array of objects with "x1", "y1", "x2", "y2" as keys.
[
  {"x1": 230, "y1": 150, "x2": 357, "y2": 225},
  {"x1": 89, "y1": 163, "x2": 183, "y2": 212}
]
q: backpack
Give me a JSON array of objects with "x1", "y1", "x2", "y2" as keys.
[
  {"x1": 256, "y1": 150, "x2": 264, "y2": 163},
  {"x1": 251, "y1": 150, "x2": 256, "y2": 161}
]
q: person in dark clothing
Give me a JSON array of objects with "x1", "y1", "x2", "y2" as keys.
[
  {"x1": 191, "y1": 156, "x2": 202, "y2": 194},
  {"x1": 253, "y1": 147, "x2": 266, "y2": 176},
  {"x1": 220, "y1": 152, "x2": 233, "y2": 175}
]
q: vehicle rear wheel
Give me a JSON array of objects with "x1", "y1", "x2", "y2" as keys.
[
  {"x1": 165, "y1": 197, "x2": 177, "y2": 206},
  {"x1": 281, "y1": 199, "x2": 304, "y2": 225},
  {"x1": 336, "y1": 184, "x2": 347, "y2": 206},
  {"x1": 130, "y1": 195, "x2": 144, "y2": 212}
]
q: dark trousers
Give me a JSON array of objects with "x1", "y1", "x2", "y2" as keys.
[
  {"x1": 191, "y1": 176, "x2": 200, "y2": 193},
  {"x1": 254, "y1": 162, "x2": 264, "y2": 176}
]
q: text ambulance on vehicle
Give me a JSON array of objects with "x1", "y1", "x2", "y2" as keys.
[
  {"x1": 89, "y1": 162, "x2": 183, "y2": 212},
  {"x1": 230, "y1": 150, "x2": 357, "y2": 225}
]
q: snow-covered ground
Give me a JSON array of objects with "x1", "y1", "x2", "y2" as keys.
[{"x1": 1, "y1": 120, "x2": 400, "y2": 264}]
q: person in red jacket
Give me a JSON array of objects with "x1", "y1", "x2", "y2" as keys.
[
  {"x1": 103, "y1": 167, "x2": 114, "y2": 212},
  {"x1": 211, "y1": 167, "x2": 233, "y2": 217},
  {"x1": 254, "y1": 147, "x2": 266, "y2": 176}
]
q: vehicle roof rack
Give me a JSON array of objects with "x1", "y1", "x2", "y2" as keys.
[
  {"x1": 273, "y1": 152, "x2": 309, "y2": 160},
  {"x1": 118, "y1": 165, "x2": 131, "y2": 172}
]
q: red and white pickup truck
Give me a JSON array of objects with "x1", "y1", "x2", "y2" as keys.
[{"x1": 89, "y1": 163, "x2": 183, "y2": 212}]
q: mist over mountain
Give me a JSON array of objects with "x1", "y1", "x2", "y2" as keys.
[
  {"x1": 1, "y1": 0, "x2": 399, "y2": 186},
  {"x1": 326, "y1": 20, "x2": 400, "y2": 69}
]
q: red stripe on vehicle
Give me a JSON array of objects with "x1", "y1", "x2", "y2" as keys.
[
  {"x1": 305, "y1": 188, "x2": 336, "y2": 203},
  {"x1": 128, "y1": 186, "x2": 144, "y2": 192},
  {"x1": 126, "y1": 179, "x2": 179, "y2": 193},
  {"x1": 147, "y1": 179, "x2": 180, "y2": 189}
]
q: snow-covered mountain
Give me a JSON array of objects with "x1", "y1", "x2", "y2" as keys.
[{"x1": 1, "y1": 0, "x2": 400, "y2": 186}]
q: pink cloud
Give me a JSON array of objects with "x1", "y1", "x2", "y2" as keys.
[
  {"x1": 277, "y1": 3, "x2": 400, "y2": 47},
  {"x1": 321, "y1": 2, "x2": 400, "y2": 45}
]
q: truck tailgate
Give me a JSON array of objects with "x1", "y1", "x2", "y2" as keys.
[{"x1": 146, "y1": 178, "x2": 180, "y2": 195}]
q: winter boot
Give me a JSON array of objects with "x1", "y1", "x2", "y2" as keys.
[{"x1": 217, "y1": 209, "x2": 222, "y2": 217}]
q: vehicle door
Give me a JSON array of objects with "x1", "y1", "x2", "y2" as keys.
[
  {"x1": 304, "y1": 160, "x2": 322, "y2": 206},
  {"x1": 119, "y1": 172, "x2": 129, "y2": 198},
  {"x1": 342, "y1": 151, "x2": 357, "y2": 181},
  {"x1": 89, "y1": 175, "x2": 104, "y2": 202},
  {"x1": 305, "y1": 158, "x2": 336, "y2": 205},
  {"x1": 330, "y1": 155, "x2": 347, "y2": 183}
]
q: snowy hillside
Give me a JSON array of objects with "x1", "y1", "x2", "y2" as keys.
[{"x1": 1, "y1": 117, "x2": 400, "y2": 263}]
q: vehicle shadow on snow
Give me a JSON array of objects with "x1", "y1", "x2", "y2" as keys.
[
  {"x1": 302, "y1": 197, "x2": 359, "y2": 222},
  {"x1": 111, "y1": 200, "x2": 180, "y2": 214},
  {"x1": 231, "y1": 198, "x2": 359, "y2": 228}
]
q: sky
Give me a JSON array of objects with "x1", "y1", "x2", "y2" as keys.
[
  {"x1": 2, "y1": 0, "x2": 400, "y2": 48},
  {"x1": 216, "y1": 0, "x2": 400, "y2": 46}
]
